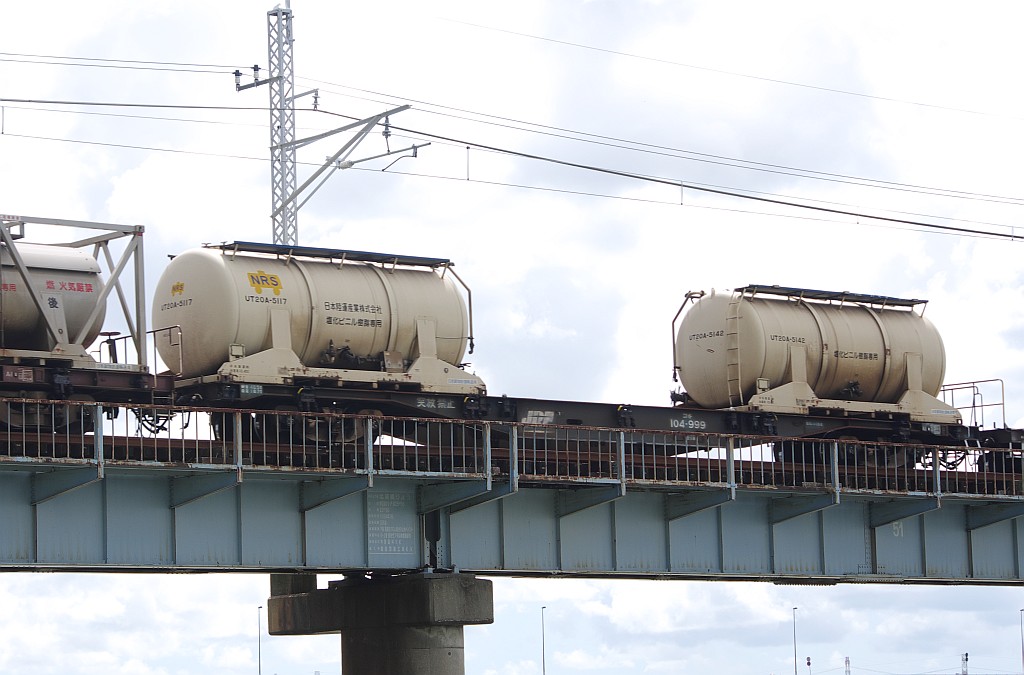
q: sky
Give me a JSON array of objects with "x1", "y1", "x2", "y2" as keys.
[{"x1": 2, "y1": 0, "x2": 1024, "y2": 673}]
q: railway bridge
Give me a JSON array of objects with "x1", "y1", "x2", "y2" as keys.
[{"x1": 2, "y1": 399, "x2": 1023, "y2": 672}]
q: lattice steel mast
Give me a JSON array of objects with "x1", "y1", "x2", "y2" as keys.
[
  {"x1": 235, "y1": 2, "x2": 427, "y2": 245},
  {"x1": 267, "y1": 4, "x2": 298, "y2": 246}
]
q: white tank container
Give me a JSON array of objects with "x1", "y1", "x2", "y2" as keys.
[
  {"x1": 152, "y1": 247, "x2": 471, "y2": 379},
  {"x1": 675, "y1": 288, "x2": 946, "y2": 408},
  {"x1": 0, "y1": 243, "x2": 106, "y2": 351}
]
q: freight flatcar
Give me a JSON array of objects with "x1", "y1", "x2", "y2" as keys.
[{"x1": 0, "y1": 214, "x2": 1015, "y2": 470}]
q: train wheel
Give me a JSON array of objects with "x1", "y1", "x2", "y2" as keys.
[
  {"x1": 58, "y1": 399, "x2": 95, "y2": 435},
  {"x1": 772, "y1": 440, "x2": 826, "y2": 465},
  {"x1": 268, "y1": 409, "x2": 302, "y2": 444},
  {"x1": 0, "y1": 397, "x2": 95, "y2": 435},
  {"x1": 845, "y1": 443, "x2": 918, "y2": 469},
  {"x1": 210, "y1": 412, "x2": 257, "y2": 442},
  {"x1": 977, "y1": 451, "x2": 1022, "y2": 473}
]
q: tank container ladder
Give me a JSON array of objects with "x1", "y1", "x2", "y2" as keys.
[{"x1": 725, "y1": 292, "x2": 745, "y2": 406}]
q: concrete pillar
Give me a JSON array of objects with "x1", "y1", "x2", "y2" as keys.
[
  {"x1": 267, "y1": 572, "x2": 493, "y2": 675},
  {"x1": 270, "y1": 572, "x2": 316, "y2": 596}
]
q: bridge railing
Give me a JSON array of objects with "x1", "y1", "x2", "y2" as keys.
[{"x1": 0, "y1": 399, "x2": 1020, "y2": 498}]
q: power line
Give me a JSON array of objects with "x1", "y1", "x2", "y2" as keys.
[
  {"x1": 441, "y1": 18, "x2": 1024, "y2": 121},
  {"x1": 376, "y1": 165, "x2": 1015, "y2": 243},
  {"x1": 5, "y1": 127, "x2": 1019, "y2": 242},
  {"x1": 0, "y1": 57, "x2": 225, "y2": 75},
  {"x1": 5, "y1": 42, "x2": 992, "y2": 119},
  {"x1": 3, "y1": 94, "x2": 1022, "y2": 238},
  {"x1": 0, "y1": 97, "x2": 268, "y2": 112},
  {"x1": 2, "y1": 132, "x2": 266, "y2": 163},
  {"x1": 0, "y1": 51, "x2": 240, "y2": 73},
  {"x1": 14, "y1": 86, "x2": 1022, "y2": 211},
  {"x1": 324, "y1": 114, "x2": 1023, "y2": 241},
  {"x1": 385, "y1": 129, "x2": 1019, "y2": 231},
  {"x1": 1, "y1": 103, "x2": 264, "y2": 128},
  {"x1": 3, "y1": 99, "x2": 1011, "y2": 232},
  {"x1": 4, "y1": 49, "x2": 1019, "y2": 203},
  {"x1": 301, "y1": 79, "x2": 1024, "y2": 206},
  {"x1": 5, "y1": 46, "x2": 1022, "y2": 205}
]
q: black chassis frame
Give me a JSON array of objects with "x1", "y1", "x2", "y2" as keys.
[{"x1": 188, "y1": 380, "x2": 971, "y2": 447}]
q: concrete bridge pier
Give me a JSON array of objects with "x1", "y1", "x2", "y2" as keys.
[{"x1": 267, "y1": 572, "x2": 494, "y2": 675}]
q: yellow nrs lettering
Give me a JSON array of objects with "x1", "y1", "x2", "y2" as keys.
[{"x1": 247, "y1": 270, "x2": 282, "y2": 295}]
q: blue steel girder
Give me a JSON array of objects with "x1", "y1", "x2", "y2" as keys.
[{"x1": 3, "y1": 459, "x2": 1024, "y2": 583}]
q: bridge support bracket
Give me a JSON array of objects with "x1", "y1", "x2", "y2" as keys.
[
  {"x1": 869, "y1": 496, "x2": 941, "y2": 529},
  {"x1": 32, "y1": 465, "x2": 103, "y2": 505},
  {"x1": 300, "y1": 475, "x2": 371, "y2": 512},
  {"x1": 170, "y1": 470, "x2": 242, "y2": 509},
  {"x1": 418, "y1": 480, "x2": 493, "y2": 514},
  {"x1": 449, "y1": 480, "x2": 518, "y2": 514},
  {"x1": 557, "y1": 482, "x2": 625, "y2": 517},
  {"x1": 666, "y1": 487, "x2": 736, "y2": 521},
  {"x1": 966, "y1": 502, "x2": 1024, "y2": 530},
  {"x1": 770, "y1": 492, "x2": 839, "y2": 524}
]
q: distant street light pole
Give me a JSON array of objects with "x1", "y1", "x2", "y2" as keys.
[
  {"x1": 540, "y1": 606, "x2": 548, "y2": 675},
  {"x1": 792, "y1": 607, "x2": 798, "y2": 675},
  {"x1": 258, "y1": 604, "x2": 263, "y2": 675}
]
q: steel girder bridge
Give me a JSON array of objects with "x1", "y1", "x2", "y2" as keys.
[
  {"x1": 0, "y1": 399, "x2": 1021, "y2": 583},
  {"x1": 5, "y1": 399, "x2": 1024, "y2": 672}
]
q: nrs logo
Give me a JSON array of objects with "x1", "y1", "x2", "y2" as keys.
[
  {"x1": 247, "y1": 270, "x2": 282, "y2": 295},
  {"x1": 522, "y1": 410, "x2": 555, "y2": 424},
  {"x1": 171, "y1": 282, "x2": 185, "y2": 296}
]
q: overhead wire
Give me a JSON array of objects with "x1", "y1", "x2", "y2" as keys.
[
  {"x1": 383, "y1": 130, "x2": 1020, "y2": 231},
  {"x1": 6, "y1": 92, "x2": 1024, "y2": 216},
  {"x1": 2, "y1": 132, "x2": 266, "y2": 163},
  {"x1": 4, "y1": 48, "x2": 1022, "y2": 204},
  {"x1": 374, "y1": 165, "x2": 1016, "y2": 243},
  {"x1": 0, "y1": 103, "x2": 265, "y2": 128},
  {"x1": 0, "y1": 51, "x2": 240, "y2": 74},
  {"x1": 2, "y1": 92, "x2": 1021, "y2": 239},
  {"x1": 2, "y1": 56, "x2": 1023, "y2": 239},
  {"x1": 441, "y1": 18, "x2": 1024, "y2": 121},
  {"x1": 315, "y1": 109, "x2": 1024, "y2": 241},
  {"x1": 301, "y1": 78, "x2": 1024, "y2": 205},
  {"x1": 0, "y1": 108, "x2": 971, "y2": 241},
  {"x1": 4, "y1": 127, "x2": 1019, "y2": 243},
  {"x1": 0, "y1": 96, "x2": 267, "y2": 112}
]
